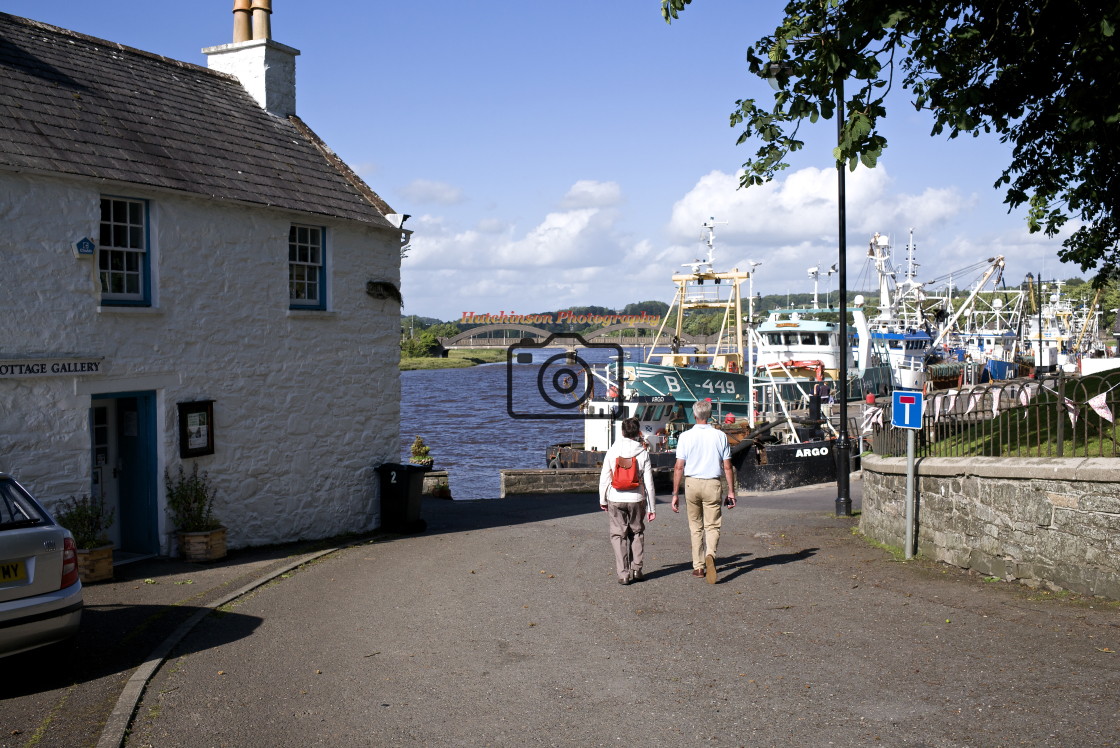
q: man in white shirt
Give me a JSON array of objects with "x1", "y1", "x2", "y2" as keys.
[
  {"x1": 671, "y1": 399, "x2": 735, "y2": 583},
  {"x1": 599, "y1": 417, "x2": 656, "y2": 585}
]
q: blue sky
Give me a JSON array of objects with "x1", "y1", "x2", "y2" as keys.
[{"x1": 6, "y1": 1, "x2": 1085, "y2": 320}]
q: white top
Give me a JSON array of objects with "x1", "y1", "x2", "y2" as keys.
[
  {"x1": 598, "y1": 437, "x2": 656, "y2": 513},
  {"x1": 674, "y1": 423, "x2": 730, "y2": 479}
]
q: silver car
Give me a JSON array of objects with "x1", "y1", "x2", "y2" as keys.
[{"x1": 0, "y1": 473, "x2": 83, "y2": 657}]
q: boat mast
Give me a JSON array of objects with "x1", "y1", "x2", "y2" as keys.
[
  {"x1": 869, "y1": 233, "x2": 893, "y2": 320},
  {"x1": 931, "y1": 256, "x2": 1007, "y2": 349}
]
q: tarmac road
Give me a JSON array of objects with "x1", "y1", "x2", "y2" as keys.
[
  {"x1": 0, "y1": 541, "x2": 331, "y2": 748},
  {"x1": 123, "y1": 483, "x2": 1119, "y2": 748}
]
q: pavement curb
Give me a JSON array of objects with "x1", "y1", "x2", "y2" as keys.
[{"x1": 95, "y1": 546, "x2": 343, "y2": 748}]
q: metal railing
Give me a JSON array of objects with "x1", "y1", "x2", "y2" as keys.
[{"x1": 863, "y1": 371, "x2": 1120, "y2": 458}]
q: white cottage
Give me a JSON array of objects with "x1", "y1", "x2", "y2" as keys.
[{"x1": 0, "y1": 5, "x2": 405, "y2": 556}]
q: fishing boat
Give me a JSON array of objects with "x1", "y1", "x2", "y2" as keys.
[
  {"x1": 546, "y1": 218, "x2": 862, "y2": 491},
  {"x1": 860, "y1": 230, "x2": 1013, "y2": 388},
  {"x1": 1021, "y1": 279, "x2": 1107, "y2": 372},
  {"x1": 862, "y1": 231, "x2": 936, "y2": 390}
]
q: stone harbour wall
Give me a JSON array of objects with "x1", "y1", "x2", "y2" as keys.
[
  {"x1": 500, "y1": 469, "x2": 599, "y2": 498},
  {"x1": 861, "y1": 454, "x2": 1120, "y2": 599}
]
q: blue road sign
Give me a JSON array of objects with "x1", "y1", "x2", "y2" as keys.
[{"x1": 892, "y1": 390, "x2": 924, "y2": 429}]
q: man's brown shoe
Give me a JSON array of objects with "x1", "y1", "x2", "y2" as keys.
[
  {"x1": 705, "y1": 554, "x2": 717, "y2": 584},
  {"x1": 691, "y1": 568, "x2": 704, "y2": 577}
]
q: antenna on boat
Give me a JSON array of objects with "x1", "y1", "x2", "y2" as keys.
[
  {"x1": 808, "y1": 265, "x2": 821, "y2": 309},
  {"x1": 686, "y1": 216, "x2": 727, "y2": 274},
  {"x1": 825, "y1": 263, "x2": 838, "y2": 307},
  {"x1": 905, "y1": 228, "x2": 920, "y2": 286}
]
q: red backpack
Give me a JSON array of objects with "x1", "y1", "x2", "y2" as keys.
[{"x1": 611, "y1": 456, "x2": 640, "y2": 491}]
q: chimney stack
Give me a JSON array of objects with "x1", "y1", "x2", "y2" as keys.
[
  {"x1": 204, "y1": 0, "x2": 299, "y2": 117},
  {"x1": 232, "y1": 0, "x2": 251, "y2": 42},
  {"x1": 251, "y1": 0, "x2": 273, "y2": 41}
]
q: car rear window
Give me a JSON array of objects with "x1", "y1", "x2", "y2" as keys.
[{"x1": 0, "y1": 479, "x2": 47, "y2": 530}]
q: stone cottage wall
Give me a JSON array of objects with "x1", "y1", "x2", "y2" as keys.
[
  {"x1": 861, "y1": 454, "x2": 1120, "y2": 599},
  {"x1": 0, "y1": 172, "x2": 400, "y2": 551}
]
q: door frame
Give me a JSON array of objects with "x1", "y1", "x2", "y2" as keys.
[{"x1": 90, "y1": 391, "x2": 159, "y2": 556}]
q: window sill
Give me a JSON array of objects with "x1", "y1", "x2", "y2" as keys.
[
  {"x1": 287, "y1": 309, "x2": 338, "y2": 319},
  {"x1": 96, "y1": 305, "x2": 162, "y2": 316}
]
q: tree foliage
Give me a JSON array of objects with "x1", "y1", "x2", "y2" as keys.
[
  {"x1": 623, "y1": 300, "x2": 671, "y2": 318},
  {"x1": 661, "y1": 0, "x2": 1120, "y2": 284},
  {"x1": 401, "y1": 330, "x2": 442, "y2": 358}
]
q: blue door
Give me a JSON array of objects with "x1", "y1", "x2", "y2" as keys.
[{"x1": 91, "y1": 392, "x2": 158, "y2": 556}]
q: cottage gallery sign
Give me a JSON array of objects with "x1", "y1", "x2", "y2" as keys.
[{"x1": 0, "y1": 357, "x2": 104, "y2": 379}]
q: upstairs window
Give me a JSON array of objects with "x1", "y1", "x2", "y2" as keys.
[
  {"x1": 99, "y1": 197, "x2": 149, "y2": 305},
  {"x1": 289, "y1": 224, "x2": 325, "y2": 309}
]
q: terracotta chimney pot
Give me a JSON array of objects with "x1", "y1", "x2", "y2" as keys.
[
  {"x1": 232, "y1": 0, "x2": 251, "y2": 43},
  {"x1": 251, "y1": 0, "x2": 273, "y2": 40}
]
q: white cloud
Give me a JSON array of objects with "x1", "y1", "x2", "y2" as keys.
[
  {"x1": 404, "y1": 201, "x2": 628, "y2": 271},
  {"x1": 400, "y1": 165, "x2": 1083, "y2": 321},
  {"x1": 559, "y1": 180, "x2": 623, "y2": 209},
  {"x1": 475, "y1": 217, "x2": 508, "y2": 234},
  {"x1": 399, "y1": 179, "x2": 465, "y2": 205},
  {"x1": 352, "y1": 162, "x2": 380, "y2": 178}
]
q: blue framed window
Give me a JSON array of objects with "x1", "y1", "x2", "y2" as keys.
[
  {"x1": 98, "y1": 197, "x2": 150, "y2": 305},
  {"x1": 289, "y1": 224, "x2": 326, "y2": 309}
]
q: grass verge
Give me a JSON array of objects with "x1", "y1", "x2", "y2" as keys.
[{"x1": 400, "y1": 348, "x2": 506, "y2": 370}]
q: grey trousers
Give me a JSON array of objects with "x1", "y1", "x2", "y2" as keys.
[{"x1": 607, "y1": 500, "x2": 646, "y2": 580}]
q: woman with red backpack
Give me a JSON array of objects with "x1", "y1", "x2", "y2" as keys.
[{"x1": 598, "y1": 417, "x2": 656, "y2": 585}]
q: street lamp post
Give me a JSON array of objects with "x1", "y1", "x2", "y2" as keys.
[
  {"x1": 834, "y1": 77, "x2": 853, "y2": 516},
  {"x1": 748, "y1": 261, "x2": 762, "y2": 428},
  {"x1": 764, "y1": 61, "x2": 852, "y2": 515}
]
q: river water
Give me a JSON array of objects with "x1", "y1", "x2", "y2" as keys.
[{"x1": 398, "y1": 347, "x2": 644, "y2": 499}]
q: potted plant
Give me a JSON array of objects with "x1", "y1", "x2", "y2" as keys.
[
  {"x1": 54, "y1": 494, "x2": 115, "y2": 583},
  {"x1": 408, "y1": 435, "x2": 434, "y2": 469},
  {"x1": 164, "y1": 464, "x2": 226, "y2": 562}
]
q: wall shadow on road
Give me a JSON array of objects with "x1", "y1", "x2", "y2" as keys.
[
  {"x1": 106, "y1": 541, "x2": 323, "y2": 587},
  {"x1": 0, "y1": 603, "x2": 261, "y2": 699},
  {"x1": 416, "y1": 492, "x2": 603, "y2": 536}
]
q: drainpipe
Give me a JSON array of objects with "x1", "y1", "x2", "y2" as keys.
[
  {"x1": 232, "y1": 0, "x2": 251, "y2": 43},
  {"x1": 251, "y1": 0, "x2": 273, "y2": 40}
]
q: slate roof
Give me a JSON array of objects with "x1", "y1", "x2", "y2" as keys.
[{"x1": 0, "y1": 12, "x2": 394, "y2": 227}]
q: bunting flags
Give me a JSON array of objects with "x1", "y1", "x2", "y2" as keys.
[
  {"x1": 1088, "y1": 392, "x2": 1114, "y2": 423},
  {"x1": 860, "y1": 406, "x2": 884, "y2": 434},
  {"x1": 1063, "y1": 397, "x2": 1079, "y2": 426},
  {"x1": 916, "y1": 382, "x2": 1116, "y2": 431}
]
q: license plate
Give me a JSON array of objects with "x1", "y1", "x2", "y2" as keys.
[{"x1": 0, "y1": 560, "x2": 28, "y2": 584}]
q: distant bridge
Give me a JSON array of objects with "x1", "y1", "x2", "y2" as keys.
[{"x1": 439, "y1": 323, "x2": 717, "y2": 350}]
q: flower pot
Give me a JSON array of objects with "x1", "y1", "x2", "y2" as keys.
[
  {"x1": 76, "y1": 544, "x2": 114, "y2": 583},
  {"x1": 177, "y1": 527, "x2": 227, "y2": 562}
]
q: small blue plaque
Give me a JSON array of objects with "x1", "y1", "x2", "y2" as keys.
[{"x1": 74, "y1": 237, "x2": 95, "y2": 255}]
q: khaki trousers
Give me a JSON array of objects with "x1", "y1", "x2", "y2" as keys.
[
  {"x1": 607, "y1": 500, "x2": 646, "y2": 580},
  {"x1": 685, "y1": 477, "x2": 723, "y2": 570}
]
